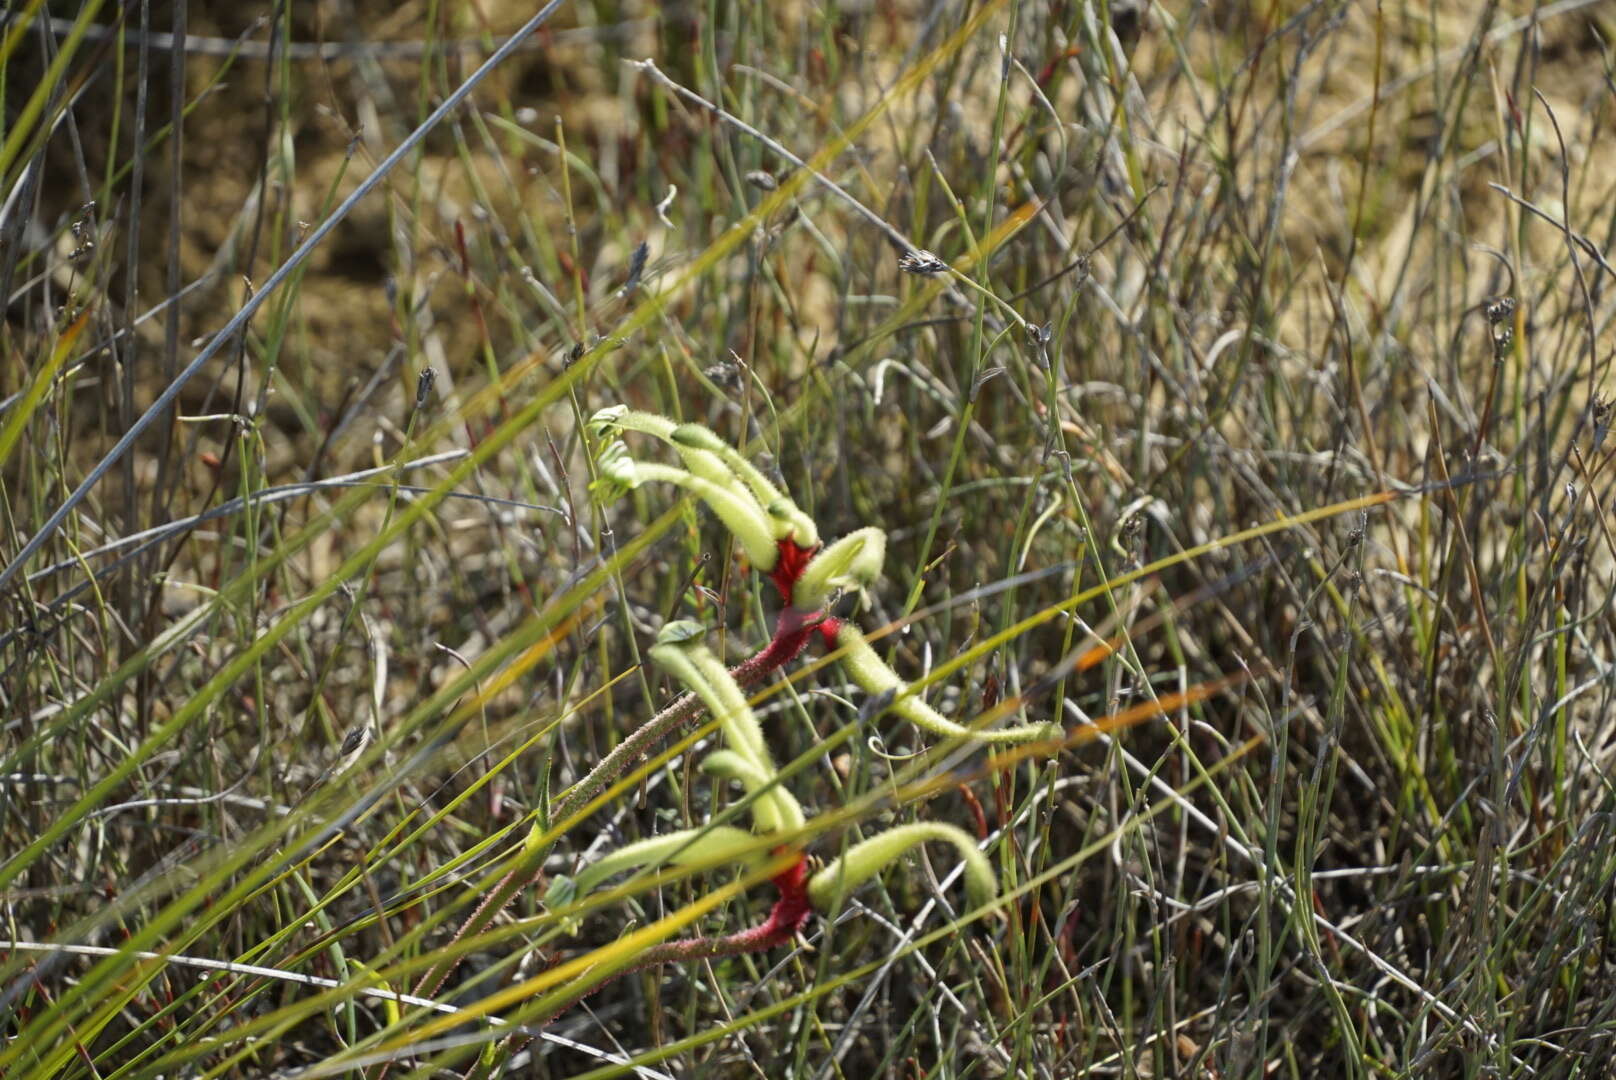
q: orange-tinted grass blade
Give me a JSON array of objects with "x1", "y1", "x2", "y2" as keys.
[
  {"x1": 366, "y1": 851, "x2": 799, "y2": 1058},
  {"x1": 457, "y1": 600, "x2": 595, "y2": 719},
  {"x1": 1068, "y1": 672, "x2": 1245, "y2": 744},
  {"x1": 823, "y1": 489, "x2": 1400, "y2": 723},
  {"x1": 967, "y1": 671, "x2": 1248, "y2": 781}
]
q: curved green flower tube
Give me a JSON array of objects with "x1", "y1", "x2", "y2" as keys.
[
  {"x1": 807, "y1": 822, "x2": 997, "y2": 912},
  {"x1": 631, "y1": 462, "x2": 779, "y2": 569},
  {"x1": 792, "y1": 527, "x2": 887, "y2": 610},
  {"x1": 590, "y1": 408, "x2": 784, "y2": 566},
  {"x1": 831, "y1": 623, "x2": 1063, "y2": 744},
  {"x1": 651, "y1": 629, "x2": 803, "y2": 837},
  {"x1": 589, "y1": 407, "x2": 818, "y2": 548},
  {"x1": 572, "y1": 824, "x2": 763, "y2": 900},
  {"x1": 701, "y1": 749, "x2": 805, "y2": 835},
  {"x1": 595, "y1": 412, "x2": 738, "y2": 495},
  {"x1": 650, "y1": 634, "x2": 772, "y2": 770},
  {"x1": 588, "y1": 405, "x2": 675, "y2": 442},
  {"x1": 672, "y1": 423, "x2": 819, "y2": 547}
]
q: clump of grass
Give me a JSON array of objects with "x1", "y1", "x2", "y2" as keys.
[{"x1": 5, "y1": 1, "x2": 1616, "y2": 1077}]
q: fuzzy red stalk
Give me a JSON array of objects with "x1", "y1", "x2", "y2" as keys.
[
  {"x1": 502, "y1": 853, "x2": 814, "y2": 1048},
  {"x1": 750, "y1": 604, "x2": 842, "y2": 675},
  {"x1": 767, "y1": 536, "x2": 819, "y2": 603},
  {"x1": 615, "y1": 851, "x2": 813, "y2": 970},
  {"x1": 464, "y1": 858, "x2": 814, "y2": 1075}
]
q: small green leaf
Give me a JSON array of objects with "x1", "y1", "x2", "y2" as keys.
[
  {"x1": 542, "y1": 874, "x2": 581, "y2": 936},
  {"x1": 543, "y1": 873, "x2": 577, "y2": 909},
  {"x1": 535, "y1": 750, "x2": 552, "y2": 834},
  {"x1": 586, "y1": 404, "x2": 629, "y2": 439},
  {"x1": 655, "y1": 619, "x2": 708, "y2": 647}
]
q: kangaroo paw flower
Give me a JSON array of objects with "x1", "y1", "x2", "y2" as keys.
[
  {"x1": 588, "y1": 407, "x2": 819, "y2": 560},
  {"x1": 652, "y1": 622, "x2": 805, "y2": 835},
  {"x1": 808, "y1": 822, "x2": 997, "y2": 912},
  {"x1": 831, "y1": 622, "x2": 1063, "y2": 744},
  {"x1": 791, "y1": 527, "x2": 886, "y2": 611},
  {"x1": 701, "y1": 749, "x2": 805, "y2": 835},
  {"x1": 572, "y1": 824, "x2": 765, "y2": 902}
]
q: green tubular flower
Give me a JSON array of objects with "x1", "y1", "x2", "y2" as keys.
[
  {"x1": 587, "y1": 405, "x2": 675, "y2": 442},
  {"x1": 591, "y1": 411, "x2": 759, "y2": 507},
  {"x1": 807, "y1": 822, "x2": 997, "y2": 912},
  {"x1": 684, "y1": 644, "x2": 772, "y2": 768},
  {"x1": 612, "y1": 409, "x2": 677, "y2": 439},
  {"x1": 650, "y1": 631, "x2": 770, "y2": 770},
  {"x1": 572, "y1": 825, "x2": 763, "y2": 900},
  {"x1": 699, "y1": 748, "x2": 773, "y2": 795},
  {"x1": 791, "y1": 527, "x2": 887, "y2": 610},
  {"x1": 653, "y1": 618, "x2": 707, "y2": 647},
  {"x1": 672, "y1": 423, "x2": 819, "y2": 547},
  {"x1": 764, "y1": 499, "x2": 820, "y2": 548},
  {"x1": 590, "y1": 405, "x2": 820, "y2": 549},
  {"x1": 630, "y1": 461, "x2": 778, "y2": 569},
  {"x1": 652, "y1": 628, "x2": 803, "y2": 836},
  {"x1": 832, "y1": 623, "x2": 1063, "y2": 744},
  {"x1": 590, "y1": 438, "x2": 641, "y2": 503},
  {"x1": 666, "y1": 423, "x2": 750, "y2": 488},
  {"x1": 701, "y1": 749, "x2": 805, "y2": 835}
]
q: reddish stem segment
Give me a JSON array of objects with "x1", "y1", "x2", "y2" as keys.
[
  {"x1": 479, "y1": 853, "x2": 814, "y2": 1074},
  {"x1": 601, "y1": 853, "x2": 813, "y2": 973},
  {"x1": 768, "y1": 537, "x2": 819, "y2": 603}
]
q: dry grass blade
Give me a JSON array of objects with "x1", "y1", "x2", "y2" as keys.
[{"x1": 5, "y1": 1, "x2": 1616, "y2": 1077}]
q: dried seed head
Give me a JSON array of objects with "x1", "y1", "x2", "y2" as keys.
[
  {"x1": 703, "y1": 359, "x2": 741, "y2": 388},
  {"x1": 1486, "y1": 297, "x2": 1517, "y2": 360},
  {"x1": 898, "y1": 249, "x2": 949, "y2": 275},
  {"x1": 69, "y1": 202, "x2": 97, "y2": 263},
  {"x1": 766, "y1": 205, "x2": 801, "y2": 241},
  {"x1": 620, "y1": 241, "x2": 649, "y2": 296},
  {"x1": 339, "y1": 725, "x2": 370, "y2": 759}
]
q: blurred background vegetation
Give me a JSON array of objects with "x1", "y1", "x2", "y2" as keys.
[{"x1": 4, "y1": 0, "x2": 1616, "y2": 1076}]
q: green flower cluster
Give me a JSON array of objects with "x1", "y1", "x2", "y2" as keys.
[
  {"x1": 571, "y1": 622, "x2": 996, "y2": 923},
  {"x1": 567, "y1": 407, "x2": 1065, "y2": 932}
]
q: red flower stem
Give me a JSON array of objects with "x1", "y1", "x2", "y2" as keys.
[
  {"x1": 463, "y1": 858, "x2": 813, "y2": 1079},
  {"x1": 544, "y1": 856, "x2": 811, "y2": 1024},
  {"x1": 406, "y1": 608, "x2": 824, "y2": 1014}
]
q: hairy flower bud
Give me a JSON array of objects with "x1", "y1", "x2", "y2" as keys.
[{"x1": 792, "y1": 527, "x2": 887, "y2": 611}]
